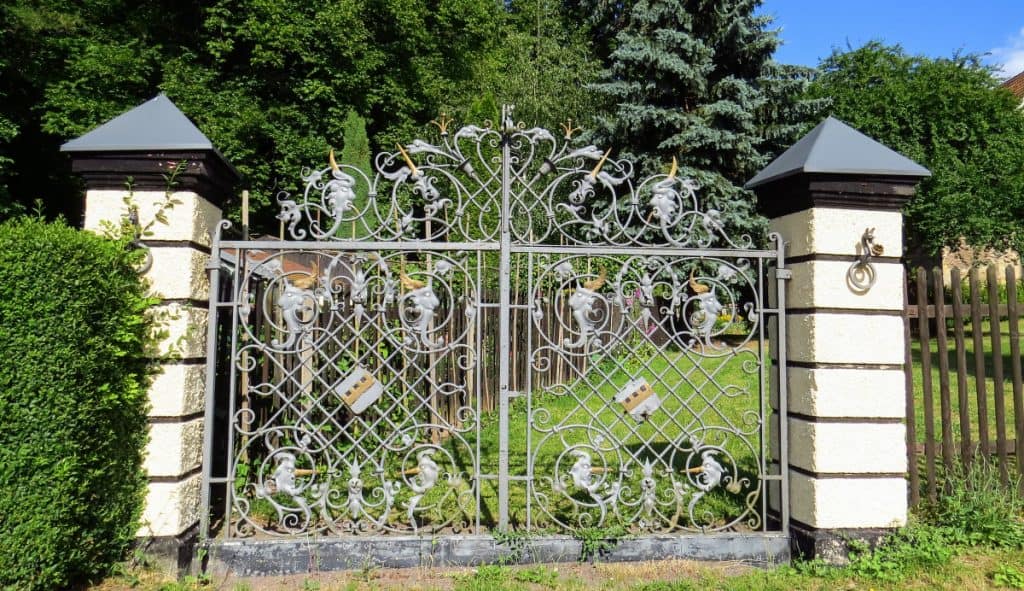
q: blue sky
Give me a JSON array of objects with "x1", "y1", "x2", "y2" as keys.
[{"x1": 759, "y1": 0, "x2": 1024, "y2": 77}]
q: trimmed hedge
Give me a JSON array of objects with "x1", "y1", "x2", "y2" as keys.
[{"x1": 0, "y1": 217, "x2": 155, "y2": 590}]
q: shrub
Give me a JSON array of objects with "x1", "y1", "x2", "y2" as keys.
[{"x1": 0, "y1": 216, "x2": 156, "y2": 590}]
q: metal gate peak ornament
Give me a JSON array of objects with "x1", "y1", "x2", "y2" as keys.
[{"x1": 201, "y1": 105, "x2": 789, "y2": 543}]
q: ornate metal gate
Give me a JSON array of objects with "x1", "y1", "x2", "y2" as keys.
[{"x1": 200, "y1": 107, "x2": 789, "y2": 544}]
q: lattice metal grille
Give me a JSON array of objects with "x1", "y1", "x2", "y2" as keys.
[{"x1": 201, "y1": 106, "x2": 788, "y2": 540}]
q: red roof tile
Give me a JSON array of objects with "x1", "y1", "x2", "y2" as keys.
[{"x1": 1002, "y1": 70, "x2": 1024, "y2": 99}]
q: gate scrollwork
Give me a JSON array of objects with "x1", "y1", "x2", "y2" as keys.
[{"x1": 203, "y1": 106, "x2": 784, "y2": 540}]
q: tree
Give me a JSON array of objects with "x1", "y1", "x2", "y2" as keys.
[
  {"x1": 451, "y1": 0, "x2": 604, "y2": 130},
  {"x1": 588, "y1": 0, "x2": 821, "y2": 245},
  {"x1": 0, "y1": 1, "x2": 205, "y2": 222},
  {"x1": 0, "y1": 0, "x2": 508, "y2": 230},
  {"x1": 808, "y1": 42, "x2": 1024, "y2": 257}
]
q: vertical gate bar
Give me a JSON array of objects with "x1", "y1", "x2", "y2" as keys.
[
  {"x1": 774, "y1": 233, "x2": 790, "y2": 535},
  {"x1": 497, "y1": 106, "x2": 513, "y2": 529},
  {"x1": 758, "y1": 257, "x2": 768, "y2": 529},
  {"x1": 199, "y1": 224, "x2": 224, "y2": 541},
  {"x1": 475, "y1": 252, "x2": 483, "y2": 531},
  {"x1": 221, "y1": 244, "x2": 244, "y2": 531},
  {"x1": 525, "y1": 251, "x2": 534, "y2": 529}
]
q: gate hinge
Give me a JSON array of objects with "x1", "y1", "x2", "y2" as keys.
[
  {"x1": 775, "y1": 269, "x2": 792, "y2": 280},
  {"x1": 508, "y1": 390, "x2": 525, "y2": 399}
]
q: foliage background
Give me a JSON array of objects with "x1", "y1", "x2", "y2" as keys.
[
  {"x1": 0, "y1": 216, "x2": 156, "y2": 590},
  {"x1": 807, "y1": 42, "x2": 1024, "y2": 258},
  {"x1": 1, "y1": 3, "x2": 1021, "y2": 252},
  {"x1": 0, "y1": 0, "x2": 818, "y2": 240}
]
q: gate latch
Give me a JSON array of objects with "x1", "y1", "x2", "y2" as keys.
[{"x1": 774, "y1": 269, "x2": 792, "y2": 280}]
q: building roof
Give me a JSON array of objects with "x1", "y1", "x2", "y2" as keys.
[
  {"x1": 61, "y1": 93, "x2": 214, "y2": 152},
  {"x1": 745, "y1": 116, "x2": 930, "y2": 189},
  {"x1": 1002, "y1": 70, "x2": 1024, "y2": 99}
]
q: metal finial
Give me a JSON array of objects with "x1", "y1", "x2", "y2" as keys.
[
  {"x1": 430, "y1": 112, "x2": 453, "y2": 135},
  {"x1": 561, "y1": 118, "x2": 582, "y2": 140},
  {"x1": 329, "y1": 149, "x2": 340, "y2": 173},
  {"x1": 589, "y1": 148, "x2": 612, "y2": 179}
]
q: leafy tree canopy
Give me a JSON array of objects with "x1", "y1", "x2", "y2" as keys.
[
  {"x1": 587, "y1": 0, "x2": 823, "y2": 246},
  {"x1": 0, "y1": 0, "x2": 605, "y2": 232},
  {"x1": 807, "y1": 42, "x2": 1024, "y2": 257}
]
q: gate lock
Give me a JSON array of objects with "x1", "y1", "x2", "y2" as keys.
[
  {"x1": 615, "y1": 379, "x2": 662, "y2": 422},
  {"x1": 335, "y1": 366, "x2": 383, "y2": 414}
]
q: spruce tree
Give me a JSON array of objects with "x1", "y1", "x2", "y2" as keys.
[{"x1": 589, "y1": 0, "x2": 821, "y2": 245}]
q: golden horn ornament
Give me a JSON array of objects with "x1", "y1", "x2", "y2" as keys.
[
  {"x1": 683, "y1": 465, "x2": 705, "y2": 474},
  {"x1": 668, "y1": 156, "x2": 678, "y2": 179},
  {"x1": 583, "y1": 267, "x2": 607, "y2": 291},
  {"x1": 329, "y1": 149, "x2": 340, "y2": 173},
  {"x1": 400, "y1": 272, "x2": 426, "y2": 290},
  {"x1": 290, "y1": 261, "x2": 320, "y2": 290},
  {"x1": 689, "y1": 269, "x2": 710, "y2": 294},
  {"x1": 395, "y1": 143, "x2": 419, "y2": 176},
  {"x1": 589, "y1": 148, "x2": 612, "y2": 179}
]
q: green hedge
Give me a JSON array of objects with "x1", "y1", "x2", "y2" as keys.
[{"x1": 0, "y1": 217, "x2": 155, "y2": 590}]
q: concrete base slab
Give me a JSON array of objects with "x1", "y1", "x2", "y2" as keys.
[
  {"x1": 207, "y1": 534, "x2": 790, "y2": 577},
  {"x1": 790, "y1": 521, "x2": 894, "y2": 564},
  {"x1": 137, "y1": 525, "x2": 198, "y2": 577}
]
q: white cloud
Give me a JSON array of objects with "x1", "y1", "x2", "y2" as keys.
[{"x1": 989, "y1": 27, "x2": 1024, "y2": 78}]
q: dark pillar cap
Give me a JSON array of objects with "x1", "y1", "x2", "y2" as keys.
[
  {"x1": 61, "y1": 94, "x2": 240, "y2": 206},
  {"x1": 746, "y1": 117, "x2": 930, "y2": 218}
]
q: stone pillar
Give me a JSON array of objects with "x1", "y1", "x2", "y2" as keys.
[
  {"x1": 747, "y1": 117, "x2": 930, "y2": 561},
  {"x1": 62, "y1": 95, "x2": 239, "y2": 570}
]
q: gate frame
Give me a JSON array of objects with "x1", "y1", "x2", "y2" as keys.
[{"x1": 197, "y1": 107, "x2": 792, "y2": 571}]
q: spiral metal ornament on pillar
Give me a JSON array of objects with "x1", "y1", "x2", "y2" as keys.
[{"x1": 847, "y1": 227, "x2": 884, "y2": 293}]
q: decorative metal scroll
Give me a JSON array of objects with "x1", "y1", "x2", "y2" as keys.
[
  {"x1": 276, "y1": 110, "x2": 753, "y2": 249},
  {"x1": 527, "y1": 254, "x2": 764, "y2": 532},
  {"x1": 208, "y1": 107, "x2": 783, "y2": 540}
]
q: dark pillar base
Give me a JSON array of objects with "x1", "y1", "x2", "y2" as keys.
[
  {"x1": 789, "y1": 520, "x2": 895, "y2": 564},
  {"x1": 136, "y1": 524, "x2": 199, "y2": 576}
]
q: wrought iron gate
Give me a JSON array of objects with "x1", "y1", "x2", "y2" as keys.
[{"x1": 200, "y1": 107, "x2": 789, "y2": 543}]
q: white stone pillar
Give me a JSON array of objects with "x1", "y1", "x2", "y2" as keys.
[
  {"x1": 747, "y1": 117, "x2": 930, "y2": 560},
  {"x1": 62, "y1": 96, "x2": 239, "y2": 570},
  {"x1": 81, "y1": 188, "x2": 219, "y2": 537}
]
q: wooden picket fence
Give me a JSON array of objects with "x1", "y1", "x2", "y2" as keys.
[{"x1": 905, "y1": 265, "x2": 1024, "y2": 505}]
